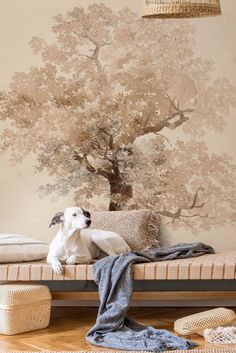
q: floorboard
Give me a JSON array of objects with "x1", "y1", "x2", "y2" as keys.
[{"x1": 0, "y1": 307, "x2": 235, "y2": 351}]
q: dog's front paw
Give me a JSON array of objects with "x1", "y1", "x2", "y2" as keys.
[
  {"x1": 52, "y1": 261, "x2": 63, "y2": 275},
  {"x1": 66, "y1": 255, "x2": 77, "y2": 265}
]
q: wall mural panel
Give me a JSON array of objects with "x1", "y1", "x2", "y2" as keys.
[{"x1": 0, "y1": 0, "x2": 235, "y2": 249}]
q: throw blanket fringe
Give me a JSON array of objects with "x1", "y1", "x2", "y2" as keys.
[{"x1": 86, "y1": 242, "x2": 215, "y2": 352}]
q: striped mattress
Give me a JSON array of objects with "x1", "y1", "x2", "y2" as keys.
[{"x1": 0, "y1": 251, "x2": 235, "y2": 281}]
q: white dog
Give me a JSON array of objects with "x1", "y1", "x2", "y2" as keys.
[{"x1": 47, "y1": 207, "x2": 131, "y2": 274}]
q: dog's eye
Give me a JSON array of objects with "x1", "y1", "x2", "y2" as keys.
[
  {"x1": 83, "y1": 210, "x2": 91, "y2": 218},
  {"x1": 72, "y1": 213, "x2": 77, "y2": 217}
]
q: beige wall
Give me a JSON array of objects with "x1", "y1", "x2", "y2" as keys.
[{"x1": 0, "y1": 0, "x2": 235, "y2": 250}]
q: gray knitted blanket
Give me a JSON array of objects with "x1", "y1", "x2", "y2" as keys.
[{"x1": 86, "y1": 242, "x2": 214, "y2": 352}]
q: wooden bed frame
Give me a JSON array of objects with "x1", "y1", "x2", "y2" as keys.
[{"x1": 39, "y1": 279, "x2": 236, "y2": 302}]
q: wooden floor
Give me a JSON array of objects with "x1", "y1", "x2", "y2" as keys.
[{"x1": 0, "y1": 306, "x2": 236, "y2": 351}]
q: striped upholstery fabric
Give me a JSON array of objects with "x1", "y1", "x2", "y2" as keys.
[
  {"x1": 0, "y1": 251, "x2": 235, "y2": 281},
  {"x1": 0, "y1": 234, "x2": 48, "y2": 263}
]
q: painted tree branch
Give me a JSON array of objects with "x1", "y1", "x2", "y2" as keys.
[
  {"x1": 158, "y1": 186, "x2": 207, "y2": 223},
  {"x1": 145, "y1": 97, "x2": 195, "y2": 134},
  {"x1": 96, "y1": 126, "x2": 123, "y2": 176},
  {"x1": 73, "y1": 152, "x2": 112, "y2": 179},
  {"x1": 79, "y1": 34, "x2": 110, "y2": 79}
]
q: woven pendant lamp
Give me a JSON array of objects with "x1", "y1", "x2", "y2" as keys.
[{"x1": 142, "y1": 0, "x2": 221, "y2": 18}]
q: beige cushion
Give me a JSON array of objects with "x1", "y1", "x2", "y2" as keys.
[
  {"x1": 0, "y1": 234, "x2": 48, "y2": 263},
  {"x1": 91, "y1": 209, "x2": 160, "y2": 251}
]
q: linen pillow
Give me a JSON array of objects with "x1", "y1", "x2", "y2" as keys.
[
  {"x1": 91, "y1": 209, "x2": 160, "y2": 251},
  {"x1": 0, "y1": 234, "x2": 48, "y2": 263}
]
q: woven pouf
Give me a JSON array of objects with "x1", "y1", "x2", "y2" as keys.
[
  {"x1": 174, "y1": 308, "x2": 236, "y2": 336},
  {"x1": 0, "y1": 283, "x2": 52, "y2": 335}
]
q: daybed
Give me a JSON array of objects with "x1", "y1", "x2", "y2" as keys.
[
  {"x1": 0, "y1": 210, "x2": 235, "y2": 304},
  {"x1": 0, "y1": 251, "x2": 235, "y2": 304}
]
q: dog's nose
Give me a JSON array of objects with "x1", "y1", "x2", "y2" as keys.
[{"x1": 85, "y1": 219, "x2": 91, "y2": 226}]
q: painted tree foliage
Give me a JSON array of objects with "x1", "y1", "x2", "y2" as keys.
[{"x1": 0, "y1": 4, "x2": 236, "y2": 232}]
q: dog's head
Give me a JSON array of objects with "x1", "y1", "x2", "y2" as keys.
[{"x1": 49, "y1": 207, "x2": 91, "y2": 230}]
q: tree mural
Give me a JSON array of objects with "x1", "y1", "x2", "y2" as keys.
[{"x1": 0, "y1": 4, "x2": 236, "y2": 232}]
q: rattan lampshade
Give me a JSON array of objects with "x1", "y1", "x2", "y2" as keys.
[{"x1": 142, "y1": 0, "x2": 221, "y2": 18}]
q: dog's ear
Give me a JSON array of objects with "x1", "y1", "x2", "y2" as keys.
[{"x1": 49, "y1": 212, "x2": 64, "y2": 228}]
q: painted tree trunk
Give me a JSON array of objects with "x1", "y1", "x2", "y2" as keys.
[{"x1": 109, "y1": 179, "x2": 133, "y2": 211}]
